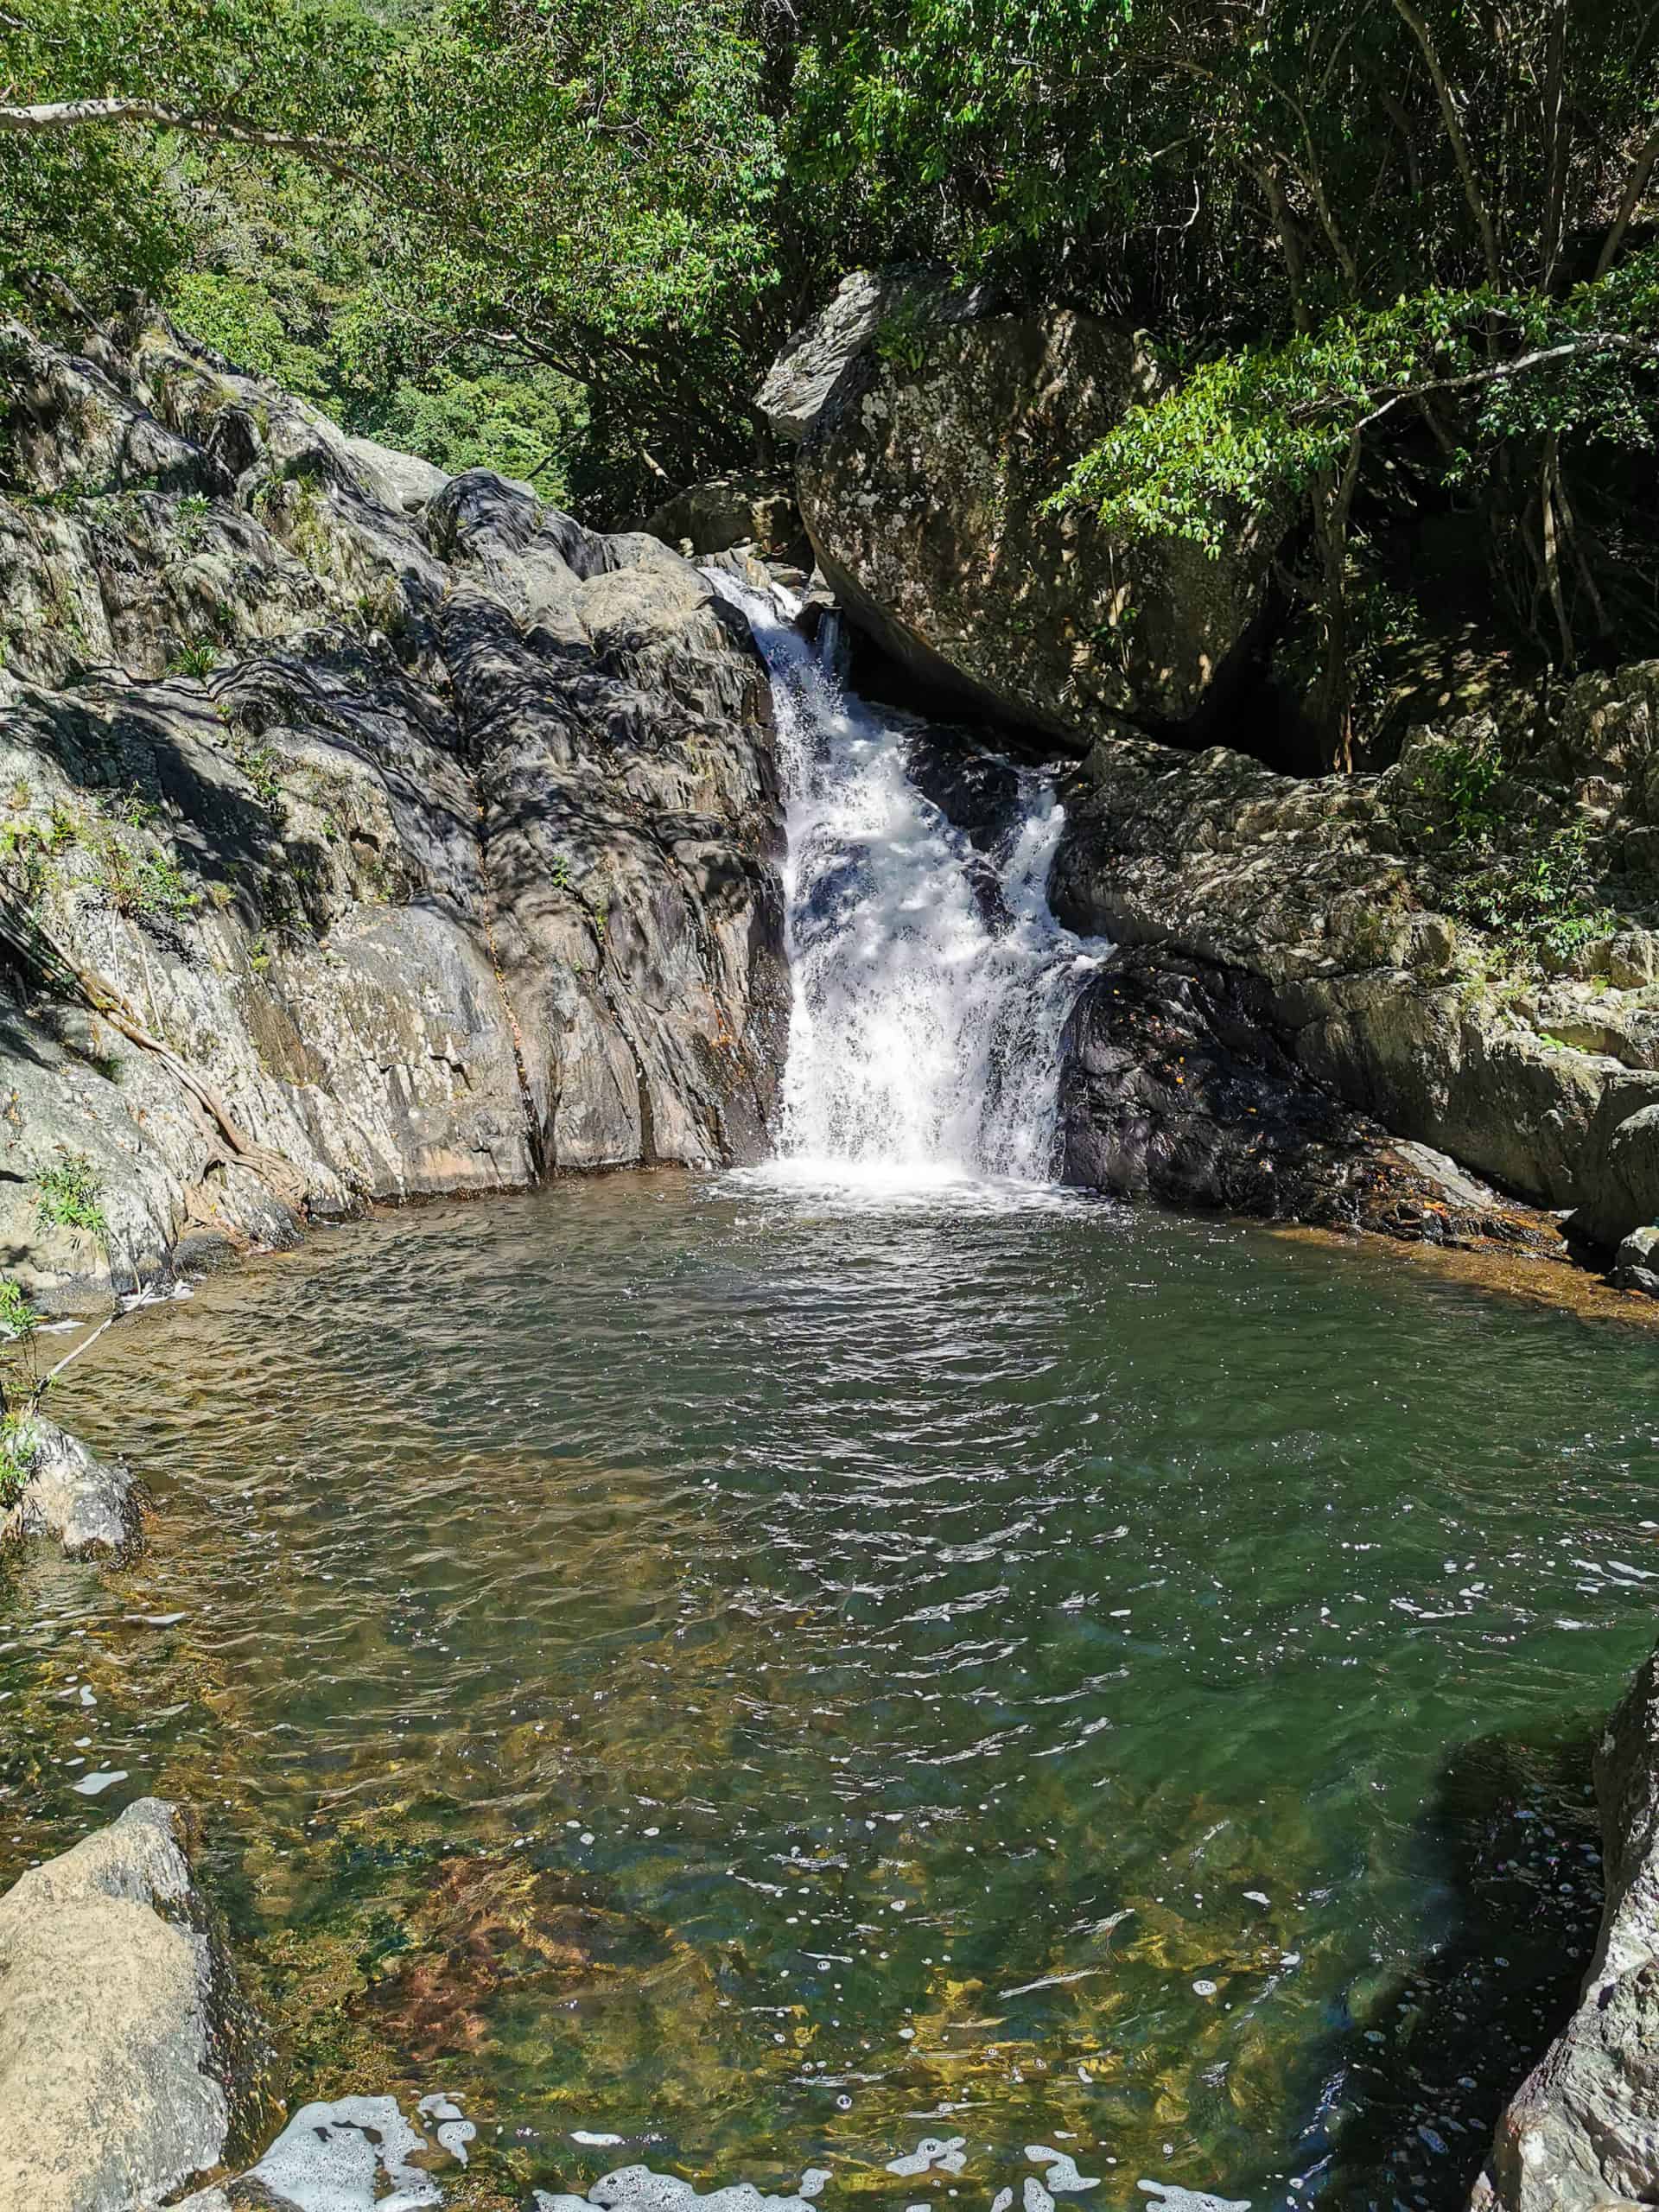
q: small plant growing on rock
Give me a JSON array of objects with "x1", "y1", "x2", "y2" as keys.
[
  {"x1": 175, "y1": 492, "x2": 212, "y2": 551},
  {"x1": 0, "y1": 1278, "x2": 42, "y2": 1507},
  {"x1": 0, "y1": 1410, "x2": 36, "y2": 1509},
  {"x1": 35, "y1": 1154, "x2": 106, "y2": 1238},
  {"x1": 86, "y1": 829, "x2": 200, "y2": 922},
  {"x1": 168, "y1": 641, "x2": 221, "y2": 679}
]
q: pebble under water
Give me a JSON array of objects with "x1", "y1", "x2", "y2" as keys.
[{"x1": 5, "y1": 1173, "x2": 1659, "y2": 2210}]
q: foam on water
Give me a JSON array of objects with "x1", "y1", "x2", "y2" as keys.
[
  {"x1": 709, "y1": 574, "x2": 1103, "y2": 1192},
  {"x1": 537, "y1": 2168, "x2": 830, "y2": 2212},
  {"x1": 250, "y1": 2094, "x2": 444, "y2": 2212}
]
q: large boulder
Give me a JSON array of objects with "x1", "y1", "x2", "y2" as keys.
[
  {"x1": 0, "y1": 1798, "x2": 262, "y2": 2212},
  {"x1": 787, "y1": 297, "x2": 1279, "y2": 741},
  {"x1": 1471, "y1": 1638, "x2": 1659, "y2": 2209}
]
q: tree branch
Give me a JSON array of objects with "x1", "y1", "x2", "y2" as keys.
[
  {"x1": 1594, "y1": 130, "x2": 1659, "y2": 279},
  {"x1": 0, "y1": 95, "x2": 437, "y2": 198},
  {"x1": 1390, "y1": 0, "x2": 1503, "y2": 285},
  {"x1": 1348, "y1": 330, "x2": 1659, "y2": 432}
]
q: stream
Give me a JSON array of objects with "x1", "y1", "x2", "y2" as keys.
[{"x1": 2, "y1": 595, "x2": 1657, "y2": 2210}]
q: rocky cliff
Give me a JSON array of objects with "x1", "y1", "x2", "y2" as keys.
[
  {"x1": 0, "y1": 312, "x2": 789, "y2": 1300},
  {"x1": 1048, "y1": 690, "x2": 1659, "y2": 1262}
]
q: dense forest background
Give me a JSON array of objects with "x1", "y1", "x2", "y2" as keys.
[{"x1": 3, "y1": 0, "x2": 1657, "y2": 756}]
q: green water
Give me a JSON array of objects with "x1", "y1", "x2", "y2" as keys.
[{"x1": 4, "y1": 1171, "x2": 1657, "y2": 2209}]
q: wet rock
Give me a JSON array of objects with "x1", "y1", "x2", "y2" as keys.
[
  {"x1": 1609, "y1": 1222, "x2": 1659, "y2": 1295},
  {"x1": 0, "y1": 1797, "x2": 262, "y2": 2212},
  {"x1": 791, "y1": 303, "x2": 1279, "y2": 741},
  {"x1": 0, "y1": 1414, "x2": 143, "y2": 1559},
  {"x1": 900, "y1": 718, "x2": 1025, "y2": 860},
  {"x1": 1470, "y1": 1637, "x2": 1659, "y2": 2209},
  {"x1": 1058, "y1": 947, "x2": 1558, "y2": 1251}
]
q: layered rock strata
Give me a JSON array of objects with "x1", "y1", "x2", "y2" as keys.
[{"x1": 0, "y1": 313, "x2": 789, "y2": 1300}]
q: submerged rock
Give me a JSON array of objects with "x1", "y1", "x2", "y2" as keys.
[
  {"x1": 1058, "y1": 947, "x2": 1557, "y2": 1250},
  {"x1": 1470, "y1": 1637, "x2": 1659, "y2": 2209},
  {"x1": 0, "y1": 1797, "x2": 263, "y2": 2212},
  {"x1": 0, "y1": 1414, "x2": 143, "y2": 1559}
]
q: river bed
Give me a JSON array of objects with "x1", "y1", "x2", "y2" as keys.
[{"x1": 4, "y1": 1168, "x2": 1657, "y2": 2209}]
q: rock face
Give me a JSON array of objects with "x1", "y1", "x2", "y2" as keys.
[
  {"x1": 786, "y1": 293, "x2": 1278, "y2": 741},
  {"x1": 0, "y1": 1797, "x2": 260, "y2": 2212},
  {"x1": 1471, "y1": 1638, "x2": 1659, "y2": 2209},
  {"x1": 755, "y1": 265, "x2": 992, "y2": 447},
  {"x1": 0, "y1": 1414, "x2": 143, "y2": 1558},
  {"x1": 1058, "y1": 948, "x2": 1555, "y2": 1248},
  {"x1": 1051, "y1": 690, "x2": 1659, "y2": 1260},
  {"x1": 0, "y1": 312, "x2": 789, "y2": 1299},
  {"x1": 643, "y1": 471, "x2": 803, "y2": 561}
]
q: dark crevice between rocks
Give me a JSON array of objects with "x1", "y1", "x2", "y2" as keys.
[{"x1": 1294, "y1": 1726, "x2": 1604, "y2": 2210}]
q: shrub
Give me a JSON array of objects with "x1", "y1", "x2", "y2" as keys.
[
  {"x1": 35, "y1": 1154, "x2": 107, "y2": 1237},
  {"x1": 0, "y1": 1412, "x2": 35, "y2": 1508}
]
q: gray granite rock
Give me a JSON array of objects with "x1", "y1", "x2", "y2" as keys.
[
  {"x1": 0, "y1": 1414, "x2": 143, "y2": 1558},
  {"x1": 0, "y1": 1798, "x2": 260, "y2": 2212},
  {"x1": 1050, "y1": 690, "x2": 1659, "y2": 1256},
  {"x1": 0, "y1": 311, "x2": 789, "y2": 1300},
  {"x1": 1471, "y1": 1639, "x2": 1659, "y2": 2209},
  {"x1": 792, "y1": 305, "x2": 1279, "y2": 740},
  {"x1": 755, "y1": 265, "x2": 988, "y2": 446},
  {"x1": 1610, "y1": 1222, "x2": 1659, "y2": 1295}
]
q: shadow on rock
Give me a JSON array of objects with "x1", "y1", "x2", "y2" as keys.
[{"x1": 1306, "y1": 1726, "x2": 1604, "y2": 2210}]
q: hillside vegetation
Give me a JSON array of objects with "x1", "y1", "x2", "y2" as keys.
[{"x1": 2, "y1": 0, "x2": 1657, "y2": 755}]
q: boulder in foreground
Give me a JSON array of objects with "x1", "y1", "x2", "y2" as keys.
[
  {"x1": 1471, "y1": 1638, "x2": 1659, "y2": 2209},
  {"x1": 0, "y1": 1797, "x2": 260, "y2": 2212},
  {"x1": 0, "y1": 1415, "x2": 143, "y2": 1560}
]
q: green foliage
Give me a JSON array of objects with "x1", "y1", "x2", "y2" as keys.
[
  {"x1": 0, "y1": 1412, "x2": 36, "y2": 1507},
  {"x1": 1058, "y1": 270, "x2": 1659, "y2": 558},
  {"x1": 86, "y1": 830, "x2": 201, "y2": 920},
  {"x1": 35, "y1": 1154, "x2": 106, "y2": 1237},
  {"x1": 1402, "y1": 734, "x2": 1620, "y2": 965},
  {"x1": 0, "y1": 1278, "x2": 41, "y2": 1344},
  {"x1": 1, "y1": 0, "x2": 785, "y2": 511},
  {"x1": 168, "y1": 641, "x2": 221, "y2": 678}
]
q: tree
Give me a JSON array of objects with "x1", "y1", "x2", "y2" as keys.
[
  {"x1": 0, "y1": 0, "x2": 786, "y2": 507},
  {"x1": 788, "y1": 0, "x2": 1659, "y2": 762}
]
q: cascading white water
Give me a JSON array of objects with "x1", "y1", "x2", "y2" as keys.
[{"x1": 713, "y1": 571, "x2": 1104, "y2": 1187}]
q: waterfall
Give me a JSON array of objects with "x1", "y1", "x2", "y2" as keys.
[{"x1": 711, "y1": 571, "x2": 1104, "y2": 1187}]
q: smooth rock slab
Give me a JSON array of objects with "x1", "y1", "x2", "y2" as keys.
[{"x1": 0, "y1": 1797, "x2": 256, "y2": 2212}]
